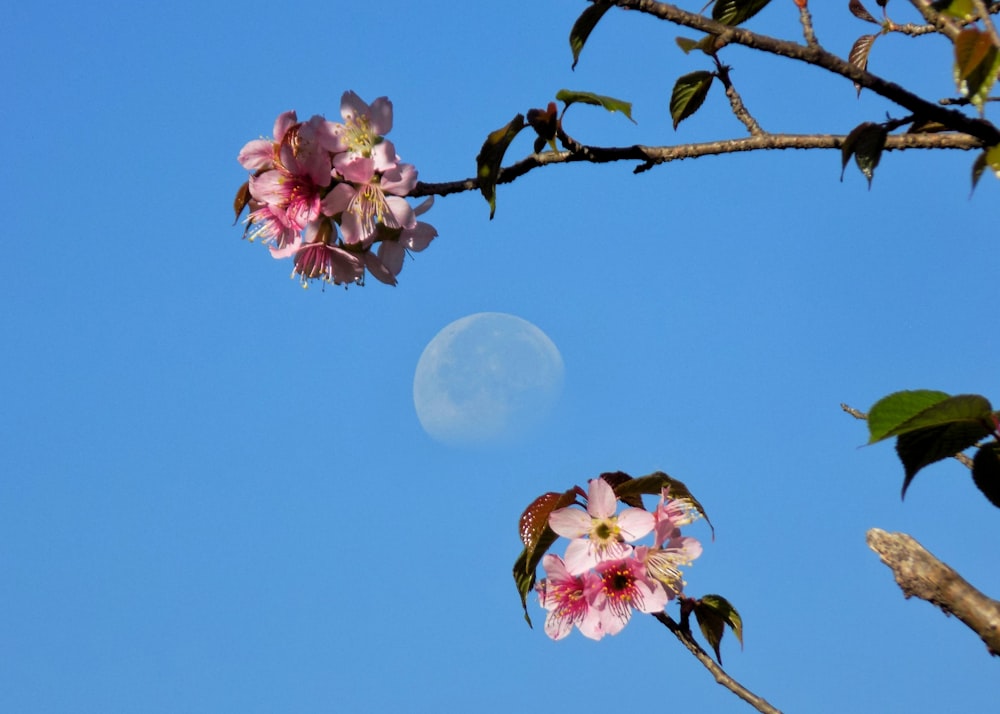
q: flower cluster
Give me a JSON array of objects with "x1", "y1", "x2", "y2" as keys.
[
  {"x1": 235, "y1": 92, "x2": 436, "y2": 287},
  {"x1": 536, "y1": 477, "x2": 702, "y2": 641}
]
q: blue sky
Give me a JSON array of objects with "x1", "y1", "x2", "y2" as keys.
[{"x1": 3, "y1": 1, "x2": 998, "y2": 712}]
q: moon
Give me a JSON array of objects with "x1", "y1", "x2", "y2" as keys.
[{"x1": 413, "y1": 313, "x2": 564, "y2": 446}]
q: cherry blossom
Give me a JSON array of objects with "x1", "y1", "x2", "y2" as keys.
[
  {"x1": 536, "y1": 554, "x2": 605, "y2": 641},
  {"x1": 548, "y1": 477, "x2": 655, "y2": 575}
]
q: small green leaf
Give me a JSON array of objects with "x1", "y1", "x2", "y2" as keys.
[
  {"x1": 694, "y1": 595, "x2": 743, "y2": 665},
  {"x1": 613, "y1": 470, "x2": 714, "y2": 537},
  {"x1": 712, "y1": 0, "x2": 772, "y2": 26},
  {"x1": 972, "y1": 440, "x2": 1000, "y2": 508},
  {"x1": 676, "y1": 36, "x2": 699, "y2": 54},
  {"x1": 840, "y1": 121, "x2": 888, "y2": 188},
  {"x1": 675, "y1": 35, "x2": 717, "y2": 55},
  {"x1": 670, "y1": 71, "x2": 715, "y2": 130},
  {"x1": 867, "y1": 390, "x2": 951, "y2": 443},
  {"x1": 569, "y1": 1, "x2": 612, "y2": 70},
  {"x1": 555, "y1": 89, "x2": 636, "y2": 123},
  {"x1": 932, "y1": 0, "x2": 975, "y2": 19},
  {"x1": 884, "y1": 394, "x2": 993, "y2": 442},
  {"x1": 475, "y1": 114, "x2": 526, "y2": 219},
  {"x1": 954, "y1": 28, "x2": 1000, "y2": 114},
  {"x1": 849, "y1": 35, "x2": 877, "y2": 96},
  {"x1": 971, "y1": 144, "x2": 1000, "y2": 193}
]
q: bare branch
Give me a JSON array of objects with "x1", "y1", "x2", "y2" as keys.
[
  {"x1": 714, "y1": 58, "x2": 766, "y2": 136},
  {"x1": 867, "y1": 529, "x2": 1000, "y2": 656},
  {"x1": 652, "y1": 612, "x2": 784, "y2": 714},
  {"x1": 796, "y1": 2, "x2": 819, "y2": 49},
  {"x1": 411, "y1": 132, "x2": 982, "y2": 197},
  {"x1": 907, "y1": 0, "x2": 964, "y2": 40}
]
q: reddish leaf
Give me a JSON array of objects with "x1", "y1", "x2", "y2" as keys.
[
  {"x1": 849, "y1": 35, "x2": 877, "y2": 96},
  {"x1": 233, "y1": 180, "x2": 251, "y2": 224},
  {"x1": 849, "y1": 0, "x2": 878, "y2": 22},
  {"x1": 519, "y1": 489, "x2": 575, "y2": 550}
]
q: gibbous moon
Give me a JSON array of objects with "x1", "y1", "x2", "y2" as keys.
[{"x1": 413, "y1": 313, "x2": 564, "y2": 446}]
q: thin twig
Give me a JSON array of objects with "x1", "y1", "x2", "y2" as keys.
[
  {"x1": 713, "y1": 58, "x2": 766, "y2": 136},
  {"x1": 973, "y1": 0, "x2": 1000, "y2": 47},
  {"x1": 867, "y1": 529, "x2": 1000, "y2": 656},
  {"x1": 410, "y1": 132, "x2": 982, "y2": 196},
  {"x1": 652, "y1": 612, "x2": 784, "y2": 714},
  {"x1": 796, "y1": 2, "x2": 819, "y2": 48}
]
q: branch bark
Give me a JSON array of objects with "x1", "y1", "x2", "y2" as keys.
[
  {"x1": 652, "y1": 612, "x2": 783, "y2": 714},
  {"x1": 866, "y1": 528, "x2": 1000, "y2": 656},
  {"x1": 411, "y1": 132, "x2": 982, "y2": 197}
]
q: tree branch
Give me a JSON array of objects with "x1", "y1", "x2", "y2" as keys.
[
  {"x1": 652, "y1": 612, "x2": 783, "y2": 714},
  {"x1": 866, "y1": 528, "x2": 1000, "y2": 656},
  {"x1": 411, "y1": 132, "x2": 982, "y2": 197},
  {"x1": 605, "y1": 0, "x2": 1000, "y2": 146}
]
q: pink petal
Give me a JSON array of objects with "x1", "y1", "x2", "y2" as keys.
[
  {"x1": 368, "y1": 96, "x2": 393, "y2": 135},
  {"x1": 377, "y1": 240, "x2": 406, "y2": 276},
  {"x1": 547, "y1": 508, "x2": 591, "y2": 539},
  {"x1": 586, "y1": 478, "x2": 617, "y2": 519},
  {"x1": 321, "y1": 183, "x2": 355, "y2": 217},
  {"x1": 273, "y1": 110, "x2": 297, "y2": 143},
  {"x1": 364, "y1": 252, "x2": 398, "y2": 286},
  {"x1": 238, "y1": 139, "x2": 274, "y2": 170},
  {"x1": 617, "y1": 508, "x2": 655, "y2": 542},
  {"x1": 403, "y1": 222, "x2": 436, "y2": 252},
  {"x1": 561, "y1": 539, "x2": 596, "y2": 575},
  {"x1": 340, "y1": 91, "x2": 369, "y2": 123}
]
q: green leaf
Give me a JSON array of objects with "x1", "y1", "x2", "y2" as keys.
[
  {"x1": 867, "y1": 390, "x2": 951, "y2": 443},
  {"x1": 712, "y1": 0, "x2": 772, "y2": 26},
  {"x1": 694, "y1": 594, "x2": 743, "y2": 665},
  {"x1": 670, "y1": 71, "x2": 715, "y2": 130},
  {"x1": 475, "y1": 114, "x2": 525, "y2": 219},
  {"x1": 569, "y1": 1, "x2": 612, "y2": 70},
  {"x1": 954, "y1": 28, "x2": 1000, "y2": 114},
  {"x1": 513, "y1": 488, "x2": 577, "y2": 625},
  {"x1": 884, "y1": 393, "x2": 993, "y2": 442},
  {"x1": 675, "y1": 35, "x2": 718, "y2": 55},
  {"x1": 971, "y1": 144, "x2": 1000, "y2": 193},
  {"x1": 897, "y1": 417, "x2": 995, "y2": 498},
  {"x1": 972, "y1": 440, "x2": 1000, "y2": 508},
  {"x1": 932, "y1": 0, "x2": 975, "y2": 19},
  {"x1": 613, "y1": 470, "x2": 714, "y2": 537},
  {"x1": 555, "y1": 89, "x2": 636, "y2": 123},
  {"x1": 840, "y1": 121, "x2": 888, "y2": 188},
  {"x1": 849, "y1": 35, "x2": 878, "y2": 97}
]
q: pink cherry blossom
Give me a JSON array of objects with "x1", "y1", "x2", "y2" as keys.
[
  {"x1": 376, "y1": 197, "x2": 437, "y2": 276},
  {"x1": 548, "y1": 477, "x2": 655, "y2": 575},
  {"x1": 288, "y1": 220, "x2": 363, "y2": 286},
  {"x1": 536, "y1": 554, "x2": 605, "y2": 640},
  {"x1": 588, "y1": 555, "x2": 669, "y2": 636}
]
